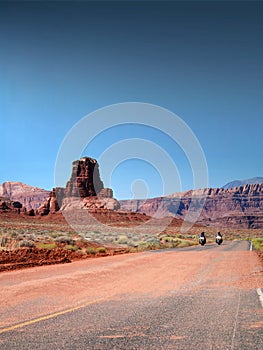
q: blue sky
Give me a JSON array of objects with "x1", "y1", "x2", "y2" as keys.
[{"x1": 1, "y1": 1, "x2": 263, "y2": 199}]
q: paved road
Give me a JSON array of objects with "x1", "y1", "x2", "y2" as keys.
[{"x1": 0, "y1": 241, "x2": 262, "y2": 349}]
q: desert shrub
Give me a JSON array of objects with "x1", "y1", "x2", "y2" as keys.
[
  {"x1": 36, "y1": 243, "x2": 57, "y2": 250},
  {"x1": 145, "y1": 237, "x2": 160, "y2": 244},
  {"x1": 186, "y1": 235, "x2": 196, "y2": 239},
  {"x1": 137, "y1": 242, "x2": 151, "y2": 251},
  {"x1": 19, "y1": 240, "x2": 36, "y2": 248},
  {"x1": 96, "y1": 246, "x2": 106, "y2": 253},
  {"x1": 129, "y1": 247, "x2": 138, "y2": 253},
  {"x1": 178, "y1": 240, "x2": 196, "y2": 248},
  {"x1": 0, "y1": 236, "x2": 9, "y2": 247},
  {"x1": 68, "y1": 231, "x2": 76, "y2": 236},
  {"x1": 55, "y1": 236, "x2": 74, "y2": 245},
  {"x1": 116, "y1": 235, "x2": 128, "y2": 245},
  {"x1": 49, "y1": 232, "x2": 60, "y2": 239},
  {"x1": 25, "y1": 234, "x2": 36, "y2": 241},
  {"x1": 65, "y1": 244, "x2": 78, "y2": 251},
  {"x1": 251, "y1": 238, "x2": 263, "y2": 250},
  {"x1": 86, "y1": 246, "x2": 96, "y2": 255},
  {"x1": 128, "y1": 241, "x2": 139, "y2": 248}
]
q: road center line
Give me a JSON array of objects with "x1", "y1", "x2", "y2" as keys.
[{"x1": 0, "y1": 297, "x2": 108, "y2": 334}]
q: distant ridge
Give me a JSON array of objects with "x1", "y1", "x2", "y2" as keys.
[
  {"x1": 222, "y1": 177, "x2": 263, "y2": 189},
  {"x1": 0, "y1": 181, "x2": 49, "y2": 210}
]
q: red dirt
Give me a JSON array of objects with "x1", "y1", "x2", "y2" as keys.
[
  {"x1": 256, "y1": 251, "x2": 263, "y2": 265},
  {"x1": 0, "y1": 246, "x2": 130, "y2": 273}
]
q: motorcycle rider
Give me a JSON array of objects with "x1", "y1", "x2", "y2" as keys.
[
  {"x1": 199, "y1": 232, "x2": 206, "y2": 246},
  {"x1": 216, "y1": 232, "x2": 223, "y2": 245}
]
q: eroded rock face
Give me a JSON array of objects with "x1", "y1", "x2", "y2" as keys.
[
  {"x1": 120, "y1": 183, "x2": 263, "y2": 228},
  {"x1": 98, "y1": 188, "x2": 113, "y2": 198}
]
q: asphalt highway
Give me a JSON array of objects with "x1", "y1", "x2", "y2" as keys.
[{"x1": 0, "y1": 241, "x2": 262, "y2": 349}]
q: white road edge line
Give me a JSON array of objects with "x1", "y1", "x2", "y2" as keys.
[
  {"x1": 256, "y1": 288, "x2": 263, "y2": 308},
  {"x1": 251, "y1": 241, "x2": 263, "y2": 308}
]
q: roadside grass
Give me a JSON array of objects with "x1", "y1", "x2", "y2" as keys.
[{"x1": 251, "y1": 237, "x2": 263, "y2": 251}]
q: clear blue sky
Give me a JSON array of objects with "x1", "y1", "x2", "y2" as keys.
[{"x1": 1, "y1": 1, "x2": 263, "y2": 200}]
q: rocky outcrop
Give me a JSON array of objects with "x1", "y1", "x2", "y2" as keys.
[
  {"x1": 38, "y1": 157, "x2": 120, "y2": 215},
  {"x1": 0, "y1": 182, "x2": 49, "y2": 210},
  {"x1": 36, "y1": 189, "x2": 60, "y2": 215},
  {"x1": 120, "y1": 183, "x2": 263, "y2": 229},
  {"x1": 64, "y1": 157, "x2": 104, "y2": 198},
  {"x1": 0, "y1": 197, "x2": 22, "y2": 213}
]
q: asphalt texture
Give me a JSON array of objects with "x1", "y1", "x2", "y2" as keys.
[{"x1": 0, "y1": 241, "x2": 262, "y2": 350}]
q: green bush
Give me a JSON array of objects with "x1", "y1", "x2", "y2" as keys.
[
  {"x1": 86, "y1": 246, "x2": 96, "y2": 255},
  {"x1": 251, "y1": 238, "x2": 263, "y2": 250},
  {"x1": 96, "y1": 246, "x2": 106, "y2": 253}
]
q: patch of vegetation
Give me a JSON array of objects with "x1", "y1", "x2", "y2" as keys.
[
  {"x1": 86, "y1": 246, "x2": 96, "y2": 255},
  {"x1": 36, "y1": 243, "x2": 57, "y2": 250},
  {"x1": 96, "y1": 246, "x2": 106, "y2": 253},
  {"x1": 49, "y1": 232, "x2": 61, "y2": 239},
  {"x1": 65, "y1": 244, "x2": 79, "y2": 251},
  {"x1": 251, "y1": 238, "x2": 263, "y2": 251},
  {"x1": 177, "y1": 240, "x2": 196, "y2": 248},
  {"x1": 55, "y1": 236, "x2": 74, "y2": 245},
  {"x1": 116, "y1": 235, "x2": 128, "y2": 245}
]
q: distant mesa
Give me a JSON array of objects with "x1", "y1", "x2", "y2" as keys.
[
  {"x1": 222, "y1": 177, "x2": 263, "y2": 189},
  {"x1": 120, "y1": 183, "x2": 263, "y2": 229}
]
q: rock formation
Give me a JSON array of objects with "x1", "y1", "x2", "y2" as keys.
[
  {"x1": 37, "y1": 189, "x2": 60, "y2": 215},
  {"x1": 120, "y1": 183, "x2": 263, "y2": 229},
  {"x1": 64, "y1": 157, "x2": 104, "y2": 198},
  {"x1": 0, "y1": 197, "x2": 22, "y2": 213},
  {"x1": 0, "y1": 182, "x2": 49, "y2": 210},
  {"x1": 37, "y1": 156, "x2": 120, "y2": 214}
]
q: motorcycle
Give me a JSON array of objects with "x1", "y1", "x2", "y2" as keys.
[
  {"x1": 199, "y1": 232, "x2": 206, "y2": 246},
  {"x1": 215, "y1": 233, "x2": 223, "y2": 245}
]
